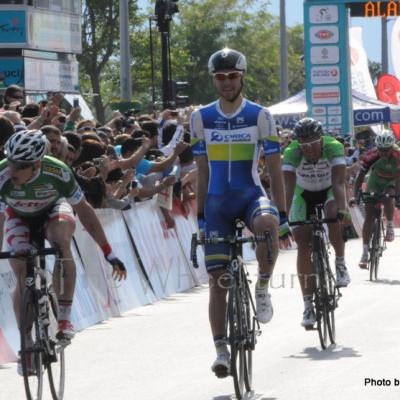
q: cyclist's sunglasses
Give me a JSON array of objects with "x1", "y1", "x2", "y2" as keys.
[
  {"x1": 299, "y1": 137, "x2": 321, "y2": 149},
  {"x1": 213, "y1": 71, "x2": 243, "y2": 81},
  {"x1": 378, "y1": 147, "x2": 392, "y2": 153},
  {"x1": 8, "y1": 159, "x2": 35, "y2": 170}
]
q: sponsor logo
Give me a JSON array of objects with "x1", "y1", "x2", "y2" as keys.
[
  {"x1": 315, "y1": 30, "x2": 334, "y2": 40},
  {"x1": 236, "y1": 117, "x2": 244, "y2": 124},
  {"x1": 310, "y1": 26, "x2": 338, "y2": 44},
  {"x1": 10, "y1": 190, "x2": 25, "y2": 197},
  {"x1": 311, "y1": 66, "x2": 340, "y2": 84},
  {"x1": 309, "y1": 5, "x2": 339, "y2": 24},
  {"x1": 7, "y1": 198, "x2": 49, "y2": 209},
  {"x1": 310, "y1": 46, "x2": 339, "y2": 65},
  {"x1": 312, "y1": 86, "x2": 341, "y2": 105},
  {"x1": 210, "y1": 131, "x2": 251, "y2": 143},
  {"x1": 35, "y1": 190, "x2": 58, "y2": 198},
  {"x1": 33, "y1": 183, "x2": 53, "y2": 191},
  {"x1": 72, "y1": 187, "x2": 83, "y2": 202},
  {"x1": 328, "y1": 115, "x2": 342, "y2": 125},
  {"x1": 312, "y1": 106, "x2": 326, "y2": 116},
  {"x1": 43, "y1": 164, "x2": 62, "y2": 177}
]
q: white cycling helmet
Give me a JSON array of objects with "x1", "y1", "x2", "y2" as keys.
[
  {"x1": 5, "y1": 130, "x2": 47, "y2": 162},
  {"x1": 208, "y1": 48, "x2": 247, "y2": 74},
  {"x1": 375, "y1": 129, "x2": 396, "y2": 149}
]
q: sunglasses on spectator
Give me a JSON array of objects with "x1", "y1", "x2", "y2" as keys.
[
  {"x1": 299, "y1": 137, "x2": 321, "y2": 149},
  {"x1": 213, "y1": 71, "x2": 243, "y2": 81},
  {"x1": 7, "y1": 159, "x2": 35, "y2": 170},
  {"x1": 78, "y1": 126, "x2": 97, "y2": 132},
  {"x1": 10, "y1": 94, "x2": 23, "y2": 100}
]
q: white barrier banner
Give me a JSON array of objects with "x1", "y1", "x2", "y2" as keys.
[
  {"x1": 392, "y1": 18, "x2": 400, "y2": 80},
  {"x1": 0, "y1": 263, "x2": 18, "y2": 362},
  {"x1": 124, "y1": 199, "x2": 188, "y2": 298},
  {"x1": 96, "y1": 208, "x2": 157, "y2": 311}
]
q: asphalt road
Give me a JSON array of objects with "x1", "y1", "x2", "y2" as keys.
[{"x1": 1, "y1": 234, "x2": 400, "y2": 400}]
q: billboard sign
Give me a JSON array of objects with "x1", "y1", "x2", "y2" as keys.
[
  {"x1": 0, "y1": 58, "x2": 24, "y2": 88},
  {"x1": 0, "y1": 11, "x2": 26, "y2": 44},
  {"x1": 24, "y1": 58, "x2": 79, "y2": 92}
]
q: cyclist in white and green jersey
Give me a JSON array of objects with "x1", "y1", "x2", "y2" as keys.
[
  {"x1": 0, "y1": 130, "x2": 126, "y2": 374},
  {"x1": 283, "y1": 118, "x2": 351, "y2": 329}
]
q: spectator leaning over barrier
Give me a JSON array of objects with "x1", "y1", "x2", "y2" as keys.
[{"x1": 0, "y1": 130, "x2": 127, "y2": 375}]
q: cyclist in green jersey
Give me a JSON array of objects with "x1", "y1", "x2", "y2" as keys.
[
  {"x1": 352, "y1": 129, "x2": 400, "y2": 268},
  {"x1": 0, "y1": 130, "x2": 126, "y2": 374},
  {"x1": 283, "y1": 118, "x2": 351, "y2": 329}
]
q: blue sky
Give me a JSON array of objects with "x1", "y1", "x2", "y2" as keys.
[{"x1": 139, "y1": 0, "x2": 395, "y2": 70}]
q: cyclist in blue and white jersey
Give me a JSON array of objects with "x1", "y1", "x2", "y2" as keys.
[{"x1": 190, "y1": 48, "x2": 290, "y2": 378}]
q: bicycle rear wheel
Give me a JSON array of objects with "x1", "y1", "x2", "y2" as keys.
[
  {"x1": 47, "y1": 286, "x2": 66, "y2": 400},
  {"x1": 20, "y1": 288, "x2": 44, "y2": 400},
  {"x1": 228, "y1": 284, "x2": 245, "y2": 400}
]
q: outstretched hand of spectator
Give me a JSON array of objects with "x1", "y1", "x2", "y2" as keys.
[
  {"x1": 68, "y1": 106, "x2": 81, "y2": 122},
  {"x1": 173, "y1": 140, "x2": 189, "y2": 155}
]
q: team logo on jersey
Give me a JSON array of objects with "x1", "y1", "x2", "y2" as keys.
[
  {"x1": 10, "y1": 190, "x2": 26, "y2": 197},
  {"x1": 43, "y1": 164, "x2": 70, "y2": 183},
  {"x1": 236, "y1": 117, "x2": 244, "y2": 124},
  {"x1": 35, "y1": 190, "x2": 58, "y2": 198},
  {"x1": 210, "y1": 131, "x2": 251, "y2": 143}
]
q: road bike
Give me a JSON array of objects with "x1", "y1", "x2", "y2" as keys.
[
  {"x1": 0, "y1": 225, "x2": 68, "y2": 400},
  {"x1": 357, "y1": 192, "x2": 395, "y2": 281},
  {"x1": 290, "y1": 206, "x2": 341, "y2": 349},
  {"x1": 191, "y1": 222, "x2": 273, "y2": 400}
]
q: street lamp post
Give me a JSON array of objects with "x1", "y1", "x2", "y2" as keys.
[{"x1": 120, "y1": 0, "x2": 132, "y2": 100}]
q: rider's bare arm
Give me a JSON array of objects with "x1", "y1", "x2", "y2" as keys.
[
  {"x1": 283, "y1": 170, "x2": 296, "y2": 214},
  {"x1": 72, "y1": 198, "x2": 109, "y2": 248},
  {"x1": 332, "y1": 164, "x2": 347, "y2": 210},
  {"x1": 195, "y1": 155, "x2": 209, "y2": 215},
  {"x1": 265, "y1": 153, "x2": 286, "y2": 213}
]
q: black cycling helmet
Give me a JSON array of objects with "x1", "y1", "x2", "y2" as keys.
[
  {"x1": 292, "y1": 118, "x2": 323, "y2": 140},
  {"x1": 208, "y1": 48, "x2": 247, "y2": 74}
]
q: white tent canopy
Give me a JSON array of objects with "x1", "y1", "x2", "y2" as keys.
[{"x1": 268, "y1": 89, "x2": 400, "y2": 130}]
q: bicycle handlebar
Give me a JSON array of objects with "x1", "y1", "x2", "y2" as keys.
[
  {"x1": 0, "y1": 247, "x2": 59, "y2": 260},
  {"x1": 356, "y1": 192, "x2": 397, "y2": 204},
  {"x1": 190, "y1": 232, "x2": 271, "y2": 269}
]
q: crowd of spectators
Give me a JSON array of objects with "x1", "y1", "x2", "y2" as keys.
[{"x1": 0, "y1": 84, "x2": 198, "y2": 229}]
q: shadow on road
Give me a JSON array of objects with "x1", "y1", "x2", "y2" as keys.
[
  {"x1": 212, "y1": 392, "x2": 277, "y2": 400},
  {"x1": 286, "y1": 346, "x2": 361, "y2": 361},
  {"x1": 367, "y1": 279, "x2": 400, "y2": 286}
]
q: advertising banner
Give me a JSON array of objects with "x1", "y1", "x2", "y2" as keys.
[
  {"x1": 0, "y1": 10, "x2": 26, "y2": 45},
  {"x1": 392, "y1": 18, "x2": 400, "y2": 80},
  {"x1": 24, "y1": 57, "x2": 79, "y2": 92},
  {"x1": 27, "y1": 10, "x2": 82, "y2": 54},
  {"x1": 377, "y1": 74, "x2": 400, "y2": 138},
  {"x1": 0, "y1": 58, "x2": 24, "y2": 88},
  {"x1": 305, "y1": 1, "x2": 353, "y2": 137}
]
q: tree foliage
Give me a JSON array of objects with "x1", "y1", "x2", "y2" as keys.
[{"x1": 79, "y1": 0, "x2": 305, "y2": 118}]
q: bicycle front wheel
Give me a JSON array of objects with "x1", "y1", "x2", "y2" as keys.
[
  {"x1": 369, "y1": 220, "x2": 380, "y2": 281},
  {"x1": 316, "y1": 251, "x2": 336, "y2": 349},
  {"x1": 20, "y1": 288, "x2": 44, "y2": 400},
  {"x1": 47, "y1": 287, "x2": 66, "y2": 400},
  {"x1": 228, "y1": 285, "x2": 245, "y2": 400}
]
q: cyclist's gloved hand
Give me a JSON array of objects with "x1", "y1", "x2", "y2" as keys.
[
  {"x1": 278, "y1": 211, "x2": 290, "y2": 240},
  {"x1": 102, "y1": 243, "x2": 127, "y2": 281},
  {"x1": 337, "y1": 209, "x2": 352, "y2": 224},
  {"x1": 197, "y1": 213, "x2": 206, "y2": 239}
]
